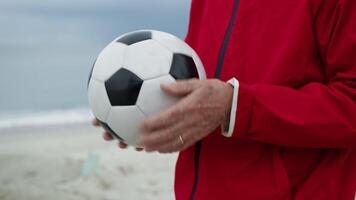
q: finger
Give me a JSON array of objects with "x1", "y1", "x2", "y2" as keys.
[
  {"x1": 141, "y1": 106, "x2": 182, "y2": 132},
  {"x1": 157, "y1": 128, "x2": 199, "y2": 153},
  {"x1": 92, "y1": 119, "x2": 100, "y2": 127},
  {"x1": 142, "y1": 117, "x2": 197, "y2": 152},
  {"x1": 141, "y1": 128, "x2": 177, "y2": 152},
  {"x1": 141, "y1": 95, "x2": 195, "y2": 132},
  {"x1": 157, "y1": 136, "x2": 182, "y2": 153},
  {"x1": 118, "y1": 142, "x2": 128, "y2": 149},
  {"x1": 157, "y1": 133, "x2": 189, "y2": 153},
  {"x1": 160, "y1": 79, "x2": 199, "y2": 97},
  {"x1": 103, "y1": 132, "x2": 114, "y2": 141},
  {"x1": 141, "y1": 83, "x2": 201, "y2": 132}
]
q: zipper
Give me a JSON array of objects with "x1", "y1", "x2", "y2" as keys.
[
  {"x1": 188, "y1": 0, "x2": 240, "y2": 199},
  {"x1": 214, "y1": 0, "x2": 240, "y2": 79},
  {"x1": 188, "y1": 141, "x2": 202, "y2": 200}
]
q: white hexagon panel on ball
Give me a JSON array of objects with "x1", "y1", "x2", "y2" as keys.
[
  {"x1": 88, "y1": 79, "x2": 112, "y2": 122},
  {"x1": 151, "y1": 30, "x2": 193, "y2": 57},
  {"x1": 123, "y1": 40, "x2": 173, "y2": 80},
  {"x1": 91, "y1": 42, "x2": 127, "y2": 82},
  {"x1": 106, "y1": 106, "x2": 146, "y2": 147},
  {"x1": 136, "y1": 75, "x2": 179, "y2": 117}
]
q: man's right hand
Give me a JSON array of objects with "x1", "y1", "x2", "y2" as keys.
[{"x1": 92, "y1": 119, "x2": 143, "y2": 151}]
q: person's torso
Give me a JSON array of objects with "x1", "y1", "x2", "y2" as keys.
[{"x1": 175, "y1": 0, "x2": 356, "y2": 199}]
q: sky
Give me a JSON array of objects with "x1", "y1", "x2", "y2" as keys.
[{"x1": 0, "y1": 0, "x2": 191, "y2": 113}]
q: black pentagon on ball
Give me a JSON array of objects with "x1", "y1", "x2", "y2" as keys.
[
  {"x1": 169, "y1": 53, "x2": 199, "y2": 80},
  {"x1": 105, "y1": 68, "x2": 143, "y2": 106},
  {"x1": 116, "y1": 31, "x2": 152, "y2": 45},
  {"x1": 97, "y1": 119, "x2": 124, "y2": 142}
]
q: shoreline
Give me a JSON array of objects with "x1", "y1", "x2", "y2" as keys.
[
  {"x1": 0, "y1": 107, "x2": 93, "y2": 131},
  {"x1": 0, "y1": 121, "x2": 93, "y2": 135}
]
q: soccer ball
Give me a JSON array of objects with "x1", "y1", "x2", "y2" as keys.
[{"x1": 87, "y1": 30, "x2": 206, "y2": 147}]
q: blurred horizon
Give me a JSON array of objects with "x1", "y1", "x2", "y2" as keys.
[{"x1": 0, "y1": 0, "x2": 191, "y2": 128}]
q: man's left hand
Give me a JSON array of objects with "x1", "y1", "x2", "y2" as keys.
[{"x1": 139, "y1": 79, "x2": 233, "y2": 153}]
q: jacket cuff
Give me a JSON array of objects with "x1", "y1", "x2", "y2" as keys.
[
  {"x1": 222, "y1": 78, "x2": 239, "y2": 137},
  {"x1": 231, "y1": 82, "x2": 255, "y2": 138}
]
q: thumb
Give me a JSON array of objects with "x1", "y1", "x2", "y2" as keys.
[{"x1": 160, "y1": 79, "x2": 199, "y2": 97}]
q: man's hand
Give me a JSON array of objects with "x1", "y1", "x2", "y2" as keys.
[
  {"x1": 92, "y1": 119, "x2": 143, "y2": 151},
  {"x1": 139, "y1": 79, "x2": 233, "y2": 153}
]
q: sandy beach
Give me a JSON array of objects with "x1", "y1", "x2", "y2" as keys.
[{"x1": 0, "y1": 124, "x2": 177, "y2": 200}]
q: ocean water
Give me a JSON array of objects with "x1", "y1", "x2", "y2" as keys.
[{"x1": 0, "y1": 0, "x2": 190, "y2": 129}]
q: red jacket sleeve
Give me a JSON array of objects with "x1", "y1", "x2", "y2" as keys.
[{"x1": 232, "y1": 0, "x2": 356, "y2": 148}]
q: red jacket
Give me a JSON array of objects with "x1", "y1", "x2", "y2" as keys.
[{"x1": 175, "y1": 0, "x2": 356, "y2": 199}]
